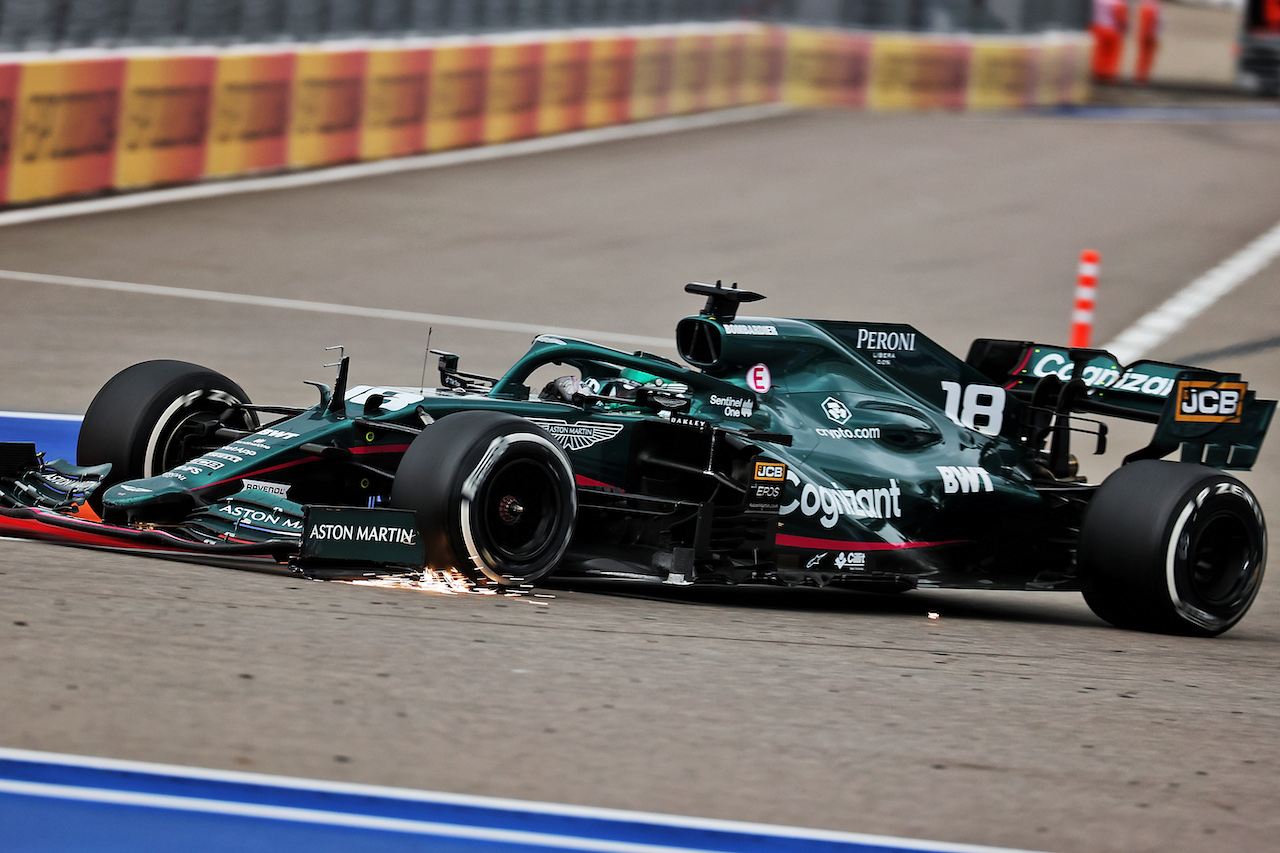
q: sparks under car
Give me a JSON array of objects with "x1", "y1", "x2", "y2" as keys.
[{"x1": 1, "y1": 283, "x2": 1273, "y2": 636}]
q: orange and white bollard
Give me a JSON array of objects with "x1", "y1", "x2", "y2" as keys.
[{"x1": 1070, "y1": 250, "x2": 1099, "y2": 348}]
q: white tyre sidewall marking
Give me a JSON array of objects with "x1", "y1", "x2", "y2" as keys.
[
  {"x1": 1163, "y1": 483, "x2": 1262, "y2": 632},
  {"x1": 459, "y1": 431, "x2": 576, "y2": 581},
  {"x1": 141, "y1": 389, "x2": 242, "y2": 478},
  {"x1": 142, "y1": 391, "x2": 203, "y2": 479},
  {"x1": 1164, "y1": 498, "x2": 1212, "y2": 631}
]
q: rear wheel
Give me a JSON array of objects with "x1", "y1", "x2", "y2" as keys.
[
  {"x1": 391, "y1": 411, "x2": 577, "y2": 586},
  {"x1": 77, "y1": 360, "x2": 258, "y2": 486},
  {"x1": 1079, "y1": 460, "x2": 1266, "y2": 636}
]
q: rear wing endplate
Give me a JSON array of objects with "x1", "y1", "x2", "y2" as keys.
[{"x1": 967, "y1": 340, "x2": 1276, "y2": 471}]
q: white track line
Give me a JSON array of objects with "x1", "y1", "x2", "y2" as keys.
[
  {"x1": 0, "y1": 410, "x2": 82, "y2": 421},
  {"x1": 0, "y1": 268, "x2": 672, "y2": 350},
  {"x1": 0, "y1": 104, "x2": 791, "y2": 228},
  {"x1": 1103, "y1": 217, "x2": 1280, "y2": 364}
]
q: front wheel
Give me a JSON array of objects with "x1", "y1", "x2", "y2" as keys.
[
  {"x1": 1078, "y1": 460, "x2": 1267, "y2": 636},
  {"x1": 77, "y1": 360, "x2": 258, "y2": 486},
  {"x1": 391, "y1": 411, "x2": 577, "y2": 587}
]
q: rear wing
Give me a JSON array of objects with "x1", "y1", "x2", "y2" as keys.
[{"x1": 967, "y1": 340, "x2": 1276, "y2": 471}]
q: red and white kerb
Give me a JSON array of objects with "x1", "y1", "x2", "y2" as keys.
[{"x1": 1070, "y1": 249, "x2": 1099, "y2": 348}]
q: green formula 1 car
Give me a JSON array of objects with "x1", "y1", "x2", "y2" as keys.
[{"x1": 1, "y1": 283, "x2": 1273, "y2": 636}]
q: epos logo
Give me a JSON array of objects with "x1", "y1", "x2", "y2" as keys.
[
  {"x1": 754, "y1": 461, "x2": 786, "y2": 482},
  {"x1": 1175, "y1": 380, "x2": 1247, "y2": 424}
]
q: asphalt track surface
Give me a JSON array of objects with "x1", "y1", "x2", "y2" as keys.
[{"x1": 2, "y1": 108, "x2": 1279, "y2": 853}]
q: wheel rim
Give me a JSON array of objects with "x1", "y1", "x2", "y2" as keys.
[
  {"x1": 1183, "y1": 510, "x2": 1258, "y2": 609},
  {"x1": 153, "y1": 410, "x2": 221, "y2": 475},
  {"x1": 476, "y1": 458, "x2": 562, "y2": 566},
  {"x1": 150, "y1": 401, "x2": 254, "y2": 477}
]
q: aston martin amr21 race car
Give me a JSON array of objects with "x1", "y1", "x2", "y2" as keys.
[{"x1": 1, "y1": 283, "x2": 1273, "y2": 636}]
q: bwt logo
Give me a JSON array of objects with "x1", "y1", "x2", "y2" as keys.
[
  {"x1": 1176, "y1": 381, "x2": 1247, "y2": 424},
  {"x1": 937, "y1": 466, "x2": 993, "y2": 494}
]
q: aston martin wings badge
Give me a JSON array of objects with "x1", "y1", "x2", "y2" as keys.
[{"x1": 527, "y1": 419, "x2": 624, "y2": 451}]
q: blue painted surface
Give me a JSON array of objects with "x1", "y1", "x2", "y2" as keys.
[
  {"x1": 0, "y1": 414, "x2": 81, "y2": 464},
  {"x1": 1, "y1": 793, "x2": 465, "y2": 853},
  {"x1": 0, "y1": 750, "x2": 1030, "y2": 853},
  {"x1": 1044, "y1": 104, "x2": 1280, "y2": 121}
]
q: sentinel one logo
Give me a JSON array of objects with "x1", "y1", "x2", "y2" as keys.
[
  {"x1": 709, "y1": 394, "x2": 754, "y2": 418},
  {"x1": 310, "y1": 523, "x2": 418, "y2": 545},
  {"x1": 780, "y1": 470, "x2": 902, "y2": 528}
]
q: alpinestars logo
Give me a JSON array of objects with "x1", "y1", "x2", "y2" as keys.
[
  {"x1": 822, "y1": 396, "x2": 851, "y2": 425},
  {"x1": 529, "y1": 419, "x2": 624, "y2": 451}
]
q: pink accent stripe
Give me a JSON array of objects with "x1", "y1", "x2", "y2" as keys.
[
  {"x1": 0, "y1": 511, "x2": 266, "y2": 554},
  {"x1": 776, "y1": 534, "x2": 969, "y2": 551},
  {"x1": 1010, "y1": 347, "x2": 1034, "y2": 375},
  {"x1": 0, "y1": 513, "x2": 159, "y2": 550},
  {"x1": 197, "y1": 457, "x2": 315, "y2": 490},
  {"x1": 1004, "y1": 346, "x2": 1036, "y2": 389},
  {"x1": 350, "y1": 444, "x2": 411, "y2": 455},
  {"x1": 575, "y1": 474, "x2": 623, "y2": 491},
  {"x1": 196, "y1": 443, "x2": 411, "y2": 491}
]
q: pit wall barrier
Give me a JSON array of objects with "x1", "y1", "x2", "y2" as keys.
[{"x1": 0, "y1": 23, "x2": 1090, "y2": 207}]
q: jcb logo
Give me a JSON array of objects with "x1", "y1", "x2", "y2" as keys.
[
  {"x1": 1175, "y1": 381, "x2": 1246, "y2": 424},
  {"x1": 754, "y1": 462, "x2": 786, "y2": 482}
]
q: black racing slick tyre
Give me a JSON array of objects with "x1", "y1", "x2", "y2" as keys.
[
  {"x1": 1079, "y1": 460, "x2": 1267, "y2": 637},
  {"x1": 391, "y1": 411, "x2": 577, "y2": 587},
  {"x1": 77, "y1": 360, "x2": 258, "y2": 485}
]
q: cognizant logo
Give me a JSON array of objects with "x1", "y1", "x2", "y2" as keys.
[{"x1": 780, "y1": 470, "x2": 902, "y2": 528}]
